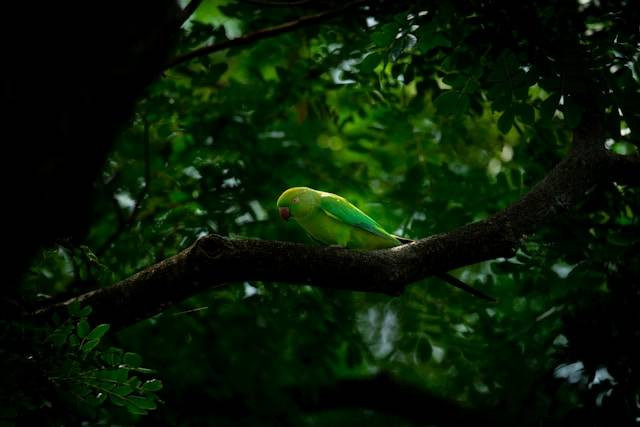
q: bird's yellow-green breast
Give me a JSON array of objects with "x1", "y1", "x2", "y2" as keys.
[{"x1": 277, "y1": 187, "x2": 401, "y2": 249}]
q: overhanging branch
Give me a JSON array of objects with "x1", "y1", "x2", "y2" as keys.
[
  {"x1": 164, "y1": 0, "x2": 365, "y2": 71},
  {"x1": 176, "y1": 0, "x2": 203, "y2": 28},
  {"x1": 32, "y1": 120, "x2": 620, "y2": 330}
]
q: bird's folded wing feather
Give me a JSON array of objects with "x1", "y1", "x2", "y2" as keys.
[{"x1": 319, "y1": 195, "x2": 394, "y2": 239}]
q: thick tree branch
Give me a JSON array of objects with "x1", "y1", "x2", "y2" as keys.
[
  {"x1": 239, "y1": 0, "x2": 314, "y2": 6},
  {"x1": 164, "y1": 0, "x2": 365, "y2": 71},
  {"x1": 32, "y1": 119, "x2": 621, "y2": 329}
]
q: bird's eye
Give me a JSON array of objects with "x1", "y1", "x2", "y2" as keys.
[{"x1": 292, "y1": 197, "x2": 300, "y2": 204}]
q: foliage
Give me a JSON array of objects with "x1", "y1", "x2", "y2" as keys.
[
  {"x1": 0, "y1": 303, "x2": 161, "y2": 425},
  {"x1": 3, "y1": 0, "x2": 639, "y2": 425}
]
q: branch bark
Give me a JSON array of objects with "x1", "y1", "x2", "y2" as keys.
[
  {"x1": 163, "y1": 0, "x2": 365, "y2": 71},
  {"x1": 239, "y1": 0, "x2": 314, "y2": 6},
  {"x1": 32, "y1": 119, "x2": 623, "y2": 329}
]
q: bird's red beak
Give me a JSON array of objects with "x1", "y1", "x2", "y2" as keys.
[{"x1": 279, "y1": 207, "x2": 291, "y2": 221}]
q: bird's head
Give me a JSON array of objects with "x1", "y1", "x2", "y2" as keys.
[{"x1": 276, "y1": 187, "x2": 319, "y2": 220}]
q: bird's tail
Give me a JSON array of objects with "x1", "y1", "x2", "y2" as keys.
[
  {"x1": 393, "y1": 235, "x2": 496, "y2": 302},
  {"x1": 394, "y1": 236, "x2": 414, "y2": 244},
  {"x1": 435, "y1": 273, "x2": 496, "y2": 302}
]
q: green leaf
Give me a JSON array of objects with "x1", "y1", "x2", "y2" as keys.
[
  {"x1": 498, "y1": 108, "x2": 515, "y2": 134},
  {"x1": 87, "y1": 324, "x2": 110, "y2": 340},
  {"x1": 515, "y1": 103, "x2": 535, "y2": 124},
  {"x1": 86, "y1": 377, "x2": 111, "y2": 389},
  {"x1": 79, "y1": 306, "x2": 93, "y2": 317},
  {"x1": 128, "y1": 376, "x2": 142, "y2": 388},
  {"x1": 142, "y1": 379, "x2": 163, "y2": 392},
  {"x1": 83, "y1": 394, "x2": 103, "y2": 407},
  {"x1": 97, "y1": 368, "x2": 129, "y2": 382},
  {"x1": 82, "y1": 339, "x2": 100, "y2": 353},
  {"x1": 208, "y1": 63, "x2": 228, "y2": 82},
  {"x1": 114, "y1": 385, "x2": 134, "y2": 396},
  {"x1": 346, "y1": 344, "x2": 362, "y2": 368},
  {"x1": 131, "y1": 367, "x2": 154, "y2": 374},
  {"x1": 540, "y1": 93, "x2": 560, "y2": 122},
  {"x1": 434, "y1": 91, "x2": 470, "y2": 115},
  {"x1": 490, "y1": 92, "x2": 511, "y2": 111},
  {"x1": 49, "y1": 331, "x2": 69, "y2": 347},
  {"x1": 513, "y1": 84, "x2": 529, "y2": 100},
  {"x1": 415, "y1": 337, "x2": 433, "y2": 362},
  {"x1": 394, "y1": 12, "x2": 408, "y2": 23},
  {"x1": 358, "y1": 53, "x2": 382, "y2": 73},
  {"x1": 96, "y1": 392, "x2": 108, "y2": 404},
  {"x1": 442, "y1": 74, "x2": 467, "y2": 89},
  {"x1": 77, "y1": 320, "x2": 90, "y2": 338},
  {"x1": 125, "y1": 404, "x2": 149, "y2": 416},
  {"x1": 70, "y1": 384, "x2": 92, "y2": 397},
  {"x1": 370, "y1": 23, "x2": 398, "y2": 47},
  {"x1": 67, "y1": 301, "x2": 82, "y2": 317},
  {"x1": 110, "y1": 394, "x2": 127, "y2": 407},
  {"x1": 68, "y1": 335, "x2": 80, "y2": 346},
  {"x1": 417, "y1": 33, "x2": 451, "y2": 54},
  {"x1": 123, "y1": 352, "x2": 142, "y2": 368},
  {"x1": 102, "y1": 347, "x2": 123, "y2": 366},
  {"x1": 489, "y1": 50, "x2": 519, "y2": 83},
  {"x1": 563, "y1": 99, "x2": 583, "y2": 128},
  {"x1": 129, "y1": 395, "x2": 157, "y2": 410}
]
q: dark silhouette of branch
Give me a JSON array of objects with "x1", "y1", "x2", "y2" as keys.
[
  {"x1": 147, "y1": 372, "x2": 497, "y2": 425},
  {"x1": 176, "y1": 0, "x2": 202, "y2": 28},
  {"x1": 295, "y1": 373, "x2": 497, "y2": 425},
  {"x1": 164, "y1": 0, "x2": 366, "y2": 71},
  {"x1": 97, "y1": 117, "x2": 151, "y2": 256},
  {"x1": 239, "y1": 0, "x2": 314, "y2": 6},
  {"x1": 31, "y1": 116, "x2": 637, "y2": 330}
]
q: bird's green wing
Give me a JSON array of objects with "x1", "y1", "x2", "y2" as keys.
[
  {"x1": 305, "y1": 231, "x2": 326, "y2": 245},
  {"x1": 319, "y1": 194, "x2": 397, "y2": 241}
]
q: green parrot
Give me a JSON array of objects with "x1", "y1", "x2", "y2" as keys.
[{"x1": 277, "y1": 187, "x2": 495, "y2": 301}]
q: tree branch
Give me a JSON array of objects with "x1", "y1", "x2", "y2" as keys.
[
  {"x1": 176, "y1": 0, "x2": 202, "y2": 28},
  {"x1": 31, "y1": 120, "x2": 619, "y2": 329},
  {"x1": 239, "y1": 0, "x2": 314, "y2": 6},
  {"x1": 164, "y1": 0, "x2": 365, "y2": 71}
]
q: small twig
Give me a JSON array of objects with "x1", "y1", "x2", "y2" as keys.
[
  {"x1": 97, "y1": 117, "x2": 151, "y2": 256},
  {"x1": 164, "y1": 0, "x2": 366, "y2": 71},
  {"x1": 176, "y1": 0, "x2": 203, "y2": 28},
  {"x1": 172, "y1": 306, "x2": 209, "y2": 316}
]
